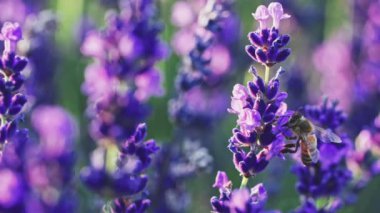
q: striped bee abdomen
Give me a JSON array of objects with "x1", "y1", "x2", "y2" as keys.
[{"x1": 301, "y1": 134, "x2": 319, "y2": 166}]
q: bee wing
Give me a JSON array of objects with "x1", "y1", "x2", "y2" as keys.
[
  {"x1": 314, "y1": 126, "x2": 342, "y2": 143},
  {"x1": 310, "y1": 150, "x2": 319, "y2": 163}
]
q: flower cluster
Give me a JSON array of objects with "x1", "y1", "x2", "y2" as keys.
[
  {"x1": 169, "y1": 0, "x2": 239, "y2": 128},
  {"x1": 173, "y1": 0, "x2": 233, "y2": 93},
  {"x1": 81, "y1": 0, "x2": 167, "y2": 141},
  {"x1": 0, "y1": 104, "x2": 78, "y2": 212},
  {"x1": 0, "y1": 22, "x2": 28, "y2": 148},
  {"x1": 355, "y1": 1, "x2": 380, "y2": 95},
  {"x1": 211, "y1": 2, "x2": 291, "y2": 212},
  {"x1": 27, "y1": 106, "x2": 78, "y2": 212},
  {"x1": 291, "y1": 99, "x2": 353, "y2": 211},
  {"x1": 228, "y1": 68, "x2": 288, "y2": 177},
  {"x1": 346, "y1": 114, "x2": 380, "y2": 201},
  {"x1": 22, "y1": 10, "x2": 59, "y2": 106},
  {"x1": 155, "y1": 1, "x2": 237, "y2": 212},
  {"x1": 226, "y1": 2, "x2": 291, "y2": 178},
  {"x1": 81, "y1": 124, "x2": 159, "y2": 204},
  {"x1": 80, "y1": 0, "x2": 165, "y2": 211},
  {"x1": 152, "y1": 140, "x2": 213, "y2": 212},
  {"x1": 210, "y1": 171, "x2": 276, "y2": 213},
  {"x1": 246, "y1": 3, "x2": 291, "y2": 67}
]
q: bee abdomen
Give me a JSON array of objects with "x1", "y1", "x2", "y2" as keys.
[
  {"x1": 301, "y1": 142, "x2": 312, "y2": 166},
  {"x1": 301, "y1": 135, "x2": 319, "y2": 166}
]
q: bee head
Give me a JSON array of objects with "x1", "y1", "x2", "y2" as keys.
[{"x1": 287, "y1": 111, "x2": 302, "y2": 128}]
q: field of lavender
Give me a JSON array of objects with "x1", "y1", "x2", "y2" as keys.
[{"x1": 0, "y1": 0, "x2": 380, "y2": 212}]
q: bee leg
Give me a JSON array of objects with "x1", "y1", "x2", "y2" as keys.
[
  {"x1": 281, "y1": 143, "x2": 300, "y2": 154},
  {"x1": 286, "y1": 136, "x2": 298, "y2": 140}
]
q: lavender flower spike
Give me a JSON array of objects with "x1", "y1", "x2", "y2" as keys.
[
  {"x1": 0, "y1": 22, "x2": 28, "y2": 147},
  {"x1": 246, "y1": 2, "x2": 291, "y2": 67}
]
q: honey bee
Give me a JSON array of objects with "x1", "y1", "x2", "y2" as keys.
[{"x1": 281, "y1": 111, "x2": 342, "y2": 166}]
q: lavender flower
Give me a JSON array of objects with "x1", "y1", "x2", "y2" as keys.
[
  {"x1": 246, "y1": 3, "x2": 291, "y2": 67},
  {"x1": 228, "y1": 67, "x2": 288, "y2": 177},
  {"x1": 157, "y1": 0, "x2": 237, "y2": 211},
  {"x1": 210, "y1": 171, "x2": 277, "y2": 213},
  {"x1": 25, "y1": 106, "x2": 77, "y2": 212},
  {"x1": 80, "y1": 0, "x2": 165, "y2": 211},
  {"x1": 81, "y1": 0, "x2": 166, "y2": 141},
  {"x1": 173, "y1": 0, "x2": 233, "y2": 93},
  {"x1": 22, "y1": 10, "x2": 59, "y2": 106},
  {"x1": 211, "y1": 2, "x2": 291, "y2": 212},
  {"x1": 80, "y1": 123, "x2": 159, "y2": 207},
  {"x1": 151, "y1": 140, "x2": 212, "y2": 212},
  {"x1": 345, "y1": 114, "x2": 380, "y2": 204},
  {"x1": 0, "y1": 22, "x2": 28, "y2": 147},
  {"x1": 291, "y1": 99, "x2": 353, "y2": 212}
]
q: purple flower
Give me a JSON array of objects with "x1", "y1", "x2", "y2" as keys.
[
  {"x1": 291, "y1": 99, "x2": 353, "y2": 211},
  {"x1": 80, "y1": 1, "x2": 165, "y2": 211},
  {"x1": 80, "y1": 123, "x2": 159, "y2": 201},
  {"x1": 0, "y1": 169, "x2": 23, "y2": 208},
  {"x1": 0, "y1": 0, "x2": 27, "y2": 23},
  {"x1": 294, "y1": 199, "x2": 342, "y2": 213},
  {"x1": 174, "y1": 0, "x2": 234, "y2": 92},
  {"x1": 347, "y1": 115, "x2": 380, "y2": 190},
  {"x1": 246, "y1": 28, "x2": 291, "y2": 67},
  {"x1": 291, "y1": 164, "x2": 352, "y2": 198},
  {"x1": 31, "y1": 106, "x2": 77, "y2": 158},
  {"x1": 213, "y1": 171, "x2": 231, "y2": 189},
  {"x1": 268, "y1": 2, "x2": 291, "y2": 29},
  {"x1": 22, "y1": 10, "x2": 59, "y2": 106},
  {"x1": 171, "y1": 1, "x2": 196, "y2": 28},
  {"x1": 252, "y1": 5, "x2": 270, "y2": 30},
  {"x1": 246, "y1": 2, "x2": 291, "y2": 67},
  {"x1": 228, "y1": 68, "x2": 289, "y2": 177},
  {"x1": 210, "y1": 171, "x2": 276, "y2": 213},
  {"x1": 135, "y1": 68, "x2": 164, "y2": 102},
  {"x1": 0, "y1": 22, "x2": 22, "y2": 53},
  {"x1": 0, "y1": 22, "x2": 28, "y2": 146},
  {"x1": 111, "y1": 197, "x2": 151, "y2": 213}
]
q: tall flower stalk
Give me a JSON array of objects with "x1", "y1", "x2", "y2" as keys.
[
  {"x1": 0, "y1": 23, "x2": 29, "y2": 211},
  {"x1": 79, "y1": 0, "x2": 165, "y2": 211},
  {"x1": 211, "y1": 2, "x2": 291, "y2": 212},
  {"x1": 151, "y1": 0, "x2": 233, "y2": 211},
  {"x1": 0, "y1": 22, "x2": 28, "y2": 150},
  {"x1": 0, "y1": 21, "x2": 77, "y2": 212},
  {"x1": 169, "y1": 0, "x2": 239, "y2": 129}
]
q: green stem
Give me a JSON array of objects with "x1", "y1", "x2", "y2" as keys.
[
  {"x1": 240, "y1": 176, "x2": 249, "y2": 189},
  {"x1": 264, "y1": 66, "x2": 270, "y2": 84}
]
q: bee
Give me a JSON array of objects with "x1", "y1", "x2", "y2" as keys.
[{"x1": 281, "y1": 111, "x2": 342, "y2": 166}]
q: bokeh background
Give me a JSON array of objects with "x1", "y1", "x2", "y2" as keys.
[{"x1": 2, "y1": 0, "x2": 380, "y2": 212}]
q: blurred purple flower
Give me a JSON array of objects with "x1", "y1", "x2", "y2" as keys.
[
  {"x1": 291, "y1": 99, "x2": 353, "y2": 212},
  {"x1": 31, "y1": 106, "x2": 77, "y2": 158},
  {"x1": 0, "y1": 169, "x2": 23, "y2": 208},
  {"x1": 171, "y1": 1, "x2": 196, "y2": 28},
  {"x1": 0, "y1": 0, "x2": 26, "y2": 23},
  {"x1": 312, "y1": 33, "x2": 354, "y2": 111},
  {"x1": 22, "y1": 10, "x2": 59, "y2": 106},
  {"x1": 80, "y1": 1, "x2": 165, "y2": 210},
  {"x1": 135, "y1": 68, "x2": 164, "y2": 102}
]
